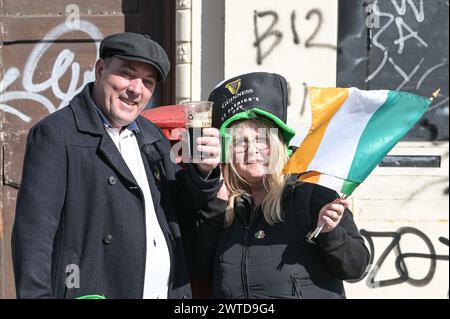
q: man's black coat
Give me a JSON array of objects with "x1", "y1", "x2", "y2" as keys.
[{"x1": 12, "y1": 84, "x2": 220, "y2": 299}]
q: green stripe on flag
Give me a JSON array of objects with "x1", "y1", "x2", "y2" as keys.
[
  {"x1": 341, "y1": 179, "x2": 359, "y2": 196},
  {"x1": 346, "y1": 90, "x2": 431, "y2": 183}
]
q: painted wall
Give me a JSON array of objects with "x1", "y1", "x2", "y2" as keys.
[{"x1": 224, "y1": 0, "x2": 338, "y2": 143}]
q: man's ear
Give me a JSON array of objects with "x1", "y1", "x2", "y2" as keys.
[{"x1": 94, "y1": 58, "x2": 105, "y2": 83}]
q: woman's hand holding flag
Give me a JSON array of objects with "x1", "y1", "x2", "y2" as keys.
[{"x1": 318, "y1": 198, "x2": 349, "y2": 233}]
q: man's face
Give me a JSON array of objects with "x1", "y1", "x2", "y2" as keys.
[{"x1": 93, "y1": 57, "x2": 158, "y2": 128}]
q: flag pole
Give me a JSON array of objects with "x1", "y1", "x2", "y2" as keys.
[{"x1": 307, "y1": 194, "x2": 349, "y2": 241}]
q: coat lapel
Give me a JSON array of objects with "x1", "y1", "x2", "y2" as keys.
[
  {"x1": 134, "y1": 119, "x2": 163, "y2": 206},
  {"x1": 69, "y1": 83, "x2": 138, "y2": 186},
  {"x1": 98, "y1": 135, "x2": 138, "y2": 186}
]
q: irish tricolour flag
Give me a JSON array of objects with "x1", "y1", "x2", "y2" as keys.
[{"x1": 283, "y1": 87, "x2": 432, "y2": 196}]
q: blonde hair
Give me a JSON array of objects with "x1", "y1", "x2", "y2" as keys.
[{"x1": 222, "y1": 118, "x2": 289, "y2": 227}]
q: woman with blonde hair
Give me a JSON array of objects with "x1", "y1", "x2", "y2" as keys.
[{"x1": 193, "y1": 72, "x2": 369, "y2": 299}]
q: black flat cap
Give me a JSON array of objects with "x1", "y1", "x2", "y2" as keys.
[{"x1": 100, "y1": 32, "x2": 170, "y2": 82}]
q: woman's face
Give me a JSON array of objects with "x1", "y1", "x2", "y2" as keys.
[{"x1": 231, "y1": 123, "x2": 271, "y2": 184}]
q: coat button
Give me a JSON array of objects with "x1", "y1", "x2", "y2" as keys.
[
  {"x1": 103, "y1": 234, "x2": 113, "y2": 245},
  {"x1": 108, "y1": 176, "x2": 117, "y2": 185}
]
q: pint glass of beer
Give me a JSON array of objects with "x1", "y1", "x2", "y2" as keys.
[{"x1": 182, "y1": 101, "x2": 213, "y2": 163}]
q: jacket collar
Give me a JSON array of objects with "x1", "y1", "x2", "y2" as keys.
[
  {"x1": 94, "y1": 103, "x2": 140, "y2": 133},
  {"x1": 69, "y1": 83, "x2": 162, "y2": 186},
  {"x1": 234, "y1": 194, "x2": 255, "y2": 226},
  {"x1": 233, "y1": 175, "x2": 302, "y2": 226},
  {"x1": 282, "y1": 174, "x2": 300, "y2": 199},
  {"x1": 69, "y1": 83, "x2": 106, "y2": 136},
  {"x1": 135, "y1": 116, "x2": 161, "y2": 146},
  {"x1": 69, "y1": 83, "x2": 160, "y2": 144}
]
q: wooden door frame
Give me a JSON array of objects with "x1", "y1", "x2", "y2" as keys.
[{"x1": 162, "y1": 0, "x2": 176, "y2": 106}]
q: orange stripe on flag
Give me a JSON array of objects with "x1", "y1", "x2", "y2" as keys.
[
  {"x1": 283, "y1": 87, "x2": 349, "y2": 174},
  {"x1": 298, "y1": 171, "x2": 321, "y2": 184}
]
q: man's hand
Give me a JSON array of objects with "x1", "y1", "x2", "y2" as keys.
[
  {"x1": 195, "y1": 127, "x2": 221, "y2": 177},
  {"x1": 318, "y1": 198, "x2": 349, "y2": 233}
]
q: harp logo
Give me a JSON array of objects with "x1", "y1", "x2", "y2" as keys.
[{"x1": 225, "y1": 79, "x2": 241, "y2": 95}]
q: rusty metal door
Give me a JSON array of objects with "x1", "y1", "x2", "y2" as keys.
[{"x1": 0, "y1": 0, "x2": 175, "y2": 299}]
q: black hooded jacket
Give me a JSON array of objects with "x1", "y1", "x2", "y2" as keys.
[{"x1": 189, "y1": 176, "x2": 370, "y2": 299}]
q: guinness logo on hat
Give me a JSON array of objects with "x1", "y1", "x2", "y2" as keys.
[{"x1": 225, "y1": 79, "x2": 241, "y2": 95}]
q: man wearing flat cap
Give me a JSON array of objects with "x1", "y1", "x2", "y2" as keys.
[{"x1": 12, "y1": 32, "x2": 222, "y2": 299}]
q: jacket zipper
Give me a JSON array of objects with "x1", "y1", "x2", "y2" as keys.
[
  {"x1": 241, "y1": 225, "x2": 250, "y2": 299},
  {"x1": 291, "y1": 276, "x2": 303, "y2": 299},
  {"x1": 241, "y1": 207, "x2": 257, "y2": 299}
]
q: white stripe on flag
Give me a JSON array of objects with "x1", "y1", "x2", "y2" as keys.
[
  {"x1": 308, "y1": 88, "x2": 389, "y2": 180},
  {"x1": 317, "y1": 173, "x2": 345, "y2": 194}
]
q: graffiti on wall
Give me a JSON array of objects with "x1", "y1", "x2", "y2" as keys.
[
  {"x1": 0, "y1": 20, "x2": 102, "y2": 123},
  {"x1": 367, "y1": 0, "x2": 448, "y2": 111},
  {"x1": 349, "y1": 227, "x2": 449, "y2": 296},
  {"x1": 253, "y1": 8, "x2": 336, "y2": 65}
]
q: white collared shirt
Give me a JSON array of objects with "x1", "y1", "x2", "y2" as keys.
[{"x1": 105, "y1": 126, "x2": 171, "y2": 299}]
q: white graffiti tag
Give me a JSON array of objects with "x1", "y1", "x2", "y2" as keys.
[
  {"x1": 367, "y1": 0, "x2": 430, "y2": 83},
  {"x1": 0, "y1": 20, "x2": 103, "y2": 123}
]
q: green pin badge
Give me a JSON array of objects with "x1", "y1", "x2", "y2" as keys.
[{"x1": 255, "y1": 230, "x2": 266, "y2": 239}]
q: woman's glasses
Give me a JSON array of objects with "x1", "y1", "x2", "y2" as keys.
[{"x1": 232, "y1": 136, "x2": 270, "y2": 153}]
